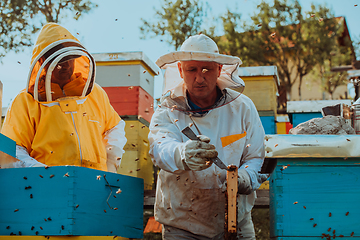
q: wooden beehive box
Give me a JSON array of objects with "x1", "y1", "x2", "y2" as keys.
[
  {"x1": 287, "y1": 100, "x2": 352, "y2": 128},
  {"x1": 93, "y1": 52, "x2": 159, "y2": 98},
  {"x1": 0, "y1": 166, "x2": 144, "y2": 238},
  {"x1": 103, "y1": 86, "x2": 154, "y2": 124},
  {"x1": 118, "y1": 119, "x2": 154, "y2": 190},
  {"x1": 266, "y1": 135, "x2": 360, "y2": 239},
  {"x1": 236, "y1": 66, "x2": 279, "y2": 114}
]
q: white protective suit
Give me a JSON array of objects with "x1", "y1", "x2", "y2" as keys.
[{"x1": 148, "y1": 34, "x2": 267, "y2": 238}]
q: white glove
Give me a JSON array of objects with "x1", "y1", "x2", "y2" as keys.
[
  {"x1": 182, "y1": 135, "x2": 218, "y2": 171},
  {"x1": 31, "y1": 162, "x2": 47, "y2": 167},
  {"x1": 237, "y1": 169, "x2": 252, "y2": 194},
  {"x1": 220, "y1": 169, "x2": 252, "y2": 195}
]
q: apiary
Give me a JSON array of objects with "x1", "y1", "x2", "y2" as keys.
[
  {"x1": 93, "y1": 51, "x2": 159, "y2": 98},
  {"x1": 287, "y1": 100, "x2": 352, "y2": 128},
  {"x1": 0, "y1": 166, "x2": 144, "y2": 238},
  {"x1": 103, "y1": 86, "x2": 154, "y2": 124},
  {"x1": 236, "y1": 66, "x2": 279, "y2": 113},
  {"x1": 266, "y1": 134, "x2": 360, "y2": 239},
  {"x1": 118, "y1": 119, "x2": 154, "y2": 190}
]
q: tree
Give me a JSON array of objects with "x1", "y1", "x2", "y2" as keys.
[
  {"x1": 0, "y1": 0, "x2": 97, "y2": 59},
  {"x1": 139, "y1": 0, "x2": 209, "y2": 50},
  {"x1": 215, "y1": 0, "x2": 354, "y2": 106}
]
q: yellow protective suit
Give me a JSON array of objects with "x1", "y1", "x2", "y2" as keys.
[{"x1": 1, "y1": 23, "x2": 123, "y2": 171}]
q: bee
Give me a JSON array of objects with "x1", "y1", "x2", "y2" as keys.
[
  {"x1": 310, "y1": 218, "x2": 314, "y2": 220},
  {"x1": 202, "y1": 69, "x2": 208, "y2": 73},
  {"x1": 50, "y1": 174, "x2": 55, "y2": 178},
  {"x1": 39, "y1": 175, "x2": 43, "y2": 178},
  {"x1": 40, "y1": 227, "x2": 43, "y2": 230},
  {"x1": 25, "y1": 186, "x2": 32, "y2": 190},
  {"x1": 143, "y1": 70, "x2": 147, "y2": 73},
  {"x1": 6, "y1": 226, "x2": 10, "y2": 229},
  {"x1": 214, "y1": 213, "x2": 218, "y2": 217},
  {"x1": 131, "y1": 143, "x2": 136, "y2": 147},
  {"x1": 270, "y1": 32, "x2": 276, "y2": 37},
  {"x1": 303, "y1": 206, "x2": 306, "y2": 209},
  {"x1": 36, "y1": 231, "x2": 39, "y2": 235},
  {"x1": 113, "y1": 207, "x2": 118, "y2": 210},
  {"x1": 61, "y1": 225, "x2": 65, "y2": 230},
  {"x1": 176, "y1": 175, "x2": 180, "y2": 181},
  {"x1": 23, "y1": 177, "x2": 27, "y2": 180},
  {"x1": 128, "y1": 74, "x2": 131, "y2": 77},
  {"x1": 327, "y1": 228, "x2": 331, "y2": 232},
  {"x1": 130, "y1": 125, "x2": 135, "y2": 128},
  {"x1": 64, "y1": 173, "x2": 70, "y2": 177},
  {"x1": 31, "y1": 226, "x2": 34, "y2": 230},
  {"x1": 171, "y1": 108, "x2": 174, "y2": 112},
  {"x1": 47, "y1": 217, "x2": 52, "y2": 221},
  {"x1": 346, "y1": 211, "x2": 349, "y2": 216},
  {"x1": 116, "y1": 189, "x2": 122, "y2": 194},
  {"x1": 189, "y1": 123, "x2": 193, "y2": 127},
  {"x1": 136, "y1": 168, "x2": 141, "y2": 171},
  {"x1": 104, "y1": 210, "x2": 107, "y2": 213},
  {"x1": 135, "y1": 158, "x2": 139, "y2": 161},
  {"x1": 351, "y1": 232, "x2": 354, "y2": 236},
  {"x1": 257, "y1": 24, "x2": 262, "y2": 27},
  {"x1": 76, "y1": 204, "x2": 79, "y2": 208},
  {"x1": 313, "y1": 224, "x2": 317, "y2": 227},
  {"x1": 14, "y1": 209, "x2": 19, "y2": 212},
  {"x1": 128, "y1": 86, "x2": 133, "y2": 90},
  {"x1": 30, "y1": 194, "x2": 33, "y2": 199},
  {"x1": 274, "y1": 144, "x2": 278, "y2": 147},
  {"x1": 96, "y1": 175, "x2": 101, "y2": 180},
  {"x1": 154, "y1": 124, "x2": 159, "y2": 127},
  {"x1": 174, "y1": 119, "x2": 179, "y2": 123},
  {"x1": 329, "y1": 212, "x2": 332, "y2": 217},
  {"x1": 293, "y1": 201, "x2": 298, "y2": 204}
]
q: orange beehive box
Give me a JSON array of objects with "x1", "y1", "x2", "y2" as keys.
[{"x1": 103, "y1": 86, "x2": 154, "y2": 124}]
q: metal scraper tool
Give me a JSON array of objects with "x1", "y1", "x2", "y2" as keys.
[{"x1": 181, "y1": 126, "x2": 229, "y2": 170}]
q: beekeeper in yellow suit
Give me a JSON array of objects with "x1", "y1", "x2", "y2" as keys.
[{"x1": 1, "y1": 23, "x2": 126, "y2": 172}]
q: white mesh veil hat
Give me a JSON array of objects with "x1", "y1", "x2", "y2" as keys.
[{"x1": 156, "y1": 34, "x2": 245, "y2": 96}]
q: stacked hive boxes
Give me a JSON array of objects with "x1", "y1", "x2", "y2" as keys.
[
  {"x1": 93, "y1": 52, "x2": 159, "y2": 190},
  {"x1": 236, "y1": 66, "x2": 280, "y2": 134}
]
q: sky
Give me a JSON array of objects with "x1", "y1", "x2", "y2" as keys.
[{"x1": 1, "y1": 0, "x2": 359, "y2": 109}]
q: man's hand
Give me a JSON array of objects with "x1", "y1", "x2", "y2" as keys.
[
  {"x1": 221, "y1": 169, "x2": 253, "y2": 195},
  {"x1": 183, "y1": 135, "x2": 218, "y2": 171}
]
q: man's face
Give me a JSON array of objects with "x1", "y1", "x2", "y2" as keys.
[
  {"x1": 178, "y1": 61, "x2": 222, "y2": 106},
  {"x1": 51, "y1": 59, "x2": 75, "y2": 87}
]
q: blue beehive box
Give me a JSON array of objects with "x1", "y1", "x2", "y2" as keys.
[
  {"x1": 0, "y1": 133, "x2": 16, "y2": 158},
  {"x1": 266, "y1": 135, "x2": 360, "y2": 239},
  {"x1": 0, "y1": 166, "x2": 144, "y2": 238}
]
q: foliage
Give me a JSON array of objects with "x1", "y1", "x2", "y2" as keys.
[
  {"x1": 215, "y1": 0, "x2": 354, "y2": 104},
  {"x1": 0, "y1": 0, "x2": 97, "y2": 59},
  {"x1": 139, "y1": 0, "x2": 209, "y2": 50}
]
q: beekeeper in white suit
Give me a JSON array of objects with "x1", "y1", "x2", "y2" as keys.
[{"x1": 148, "y1": 34, "x2": 267, "y2": 239}]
